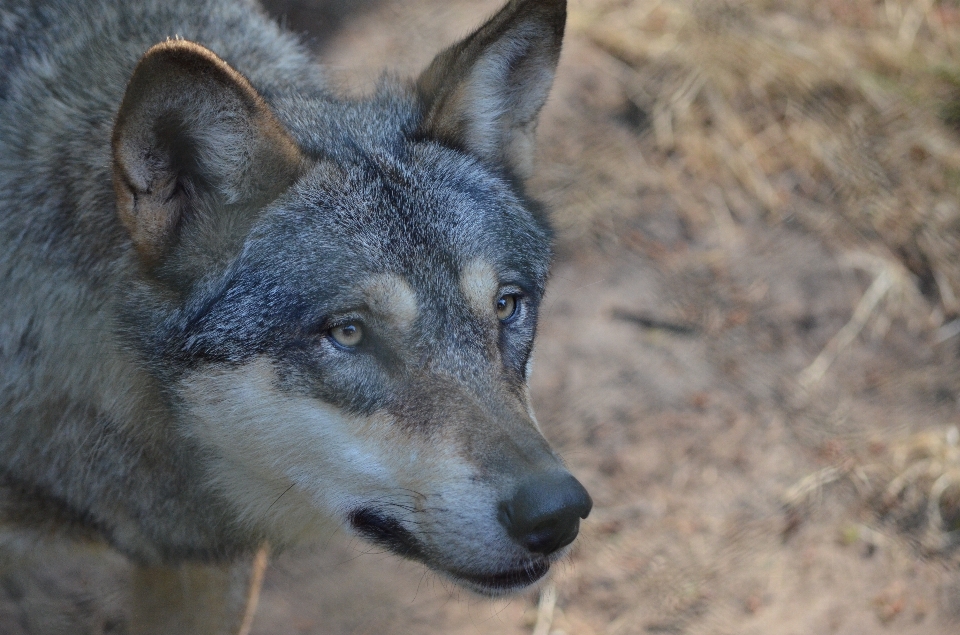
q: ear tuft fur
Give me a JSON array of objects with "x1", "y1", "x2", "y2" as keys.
[
  {"x1": 112, "y1": 40, "x2": 304, "y2": 265},
  {"x1": 416, "y1": 0, "x2": 566, "y2": 180}
]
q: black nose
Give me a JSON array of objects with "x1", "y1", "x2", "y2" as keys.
[{"x1": 498, "y1": 471, "x2": 593, "y2": 556}]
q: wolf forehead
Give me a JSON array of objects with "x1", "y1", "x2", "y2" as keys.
[
  {"x1": 299, "y1": 137, "x2": 548, "y2": 248},
  {"x1": 259, "y1": 135, "x2": 553, "y2": 289}
]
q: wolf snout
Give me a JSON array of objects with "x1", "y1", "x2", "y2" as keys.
[{"x1": 498, "y1": 471, "x2": 592, "y2": 556}]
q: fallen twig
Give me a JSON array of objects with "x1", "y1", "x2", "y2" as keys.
[
  {"x1": 798, "y1": 268, "x2": 892, "y2": 390},
  {"x1": 612, "y1": 309, "x2": 699, "y2": 336},
  {"x1": 532, "y1": 583, "x2": 558, "y2": 635}
]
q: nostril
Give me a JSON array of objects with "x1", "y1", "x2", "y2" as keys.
[
  {"x1": 498, "y1": 471, "x2": 593, "y2": 556},
  {"x1": 524, "y1": 517, "x2": 581, "y2": 554}
]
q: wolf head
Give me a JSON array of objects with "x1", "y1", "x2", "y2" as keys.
[{"x1": 110, "y1": 0, "x2": 589, "y2": 594}]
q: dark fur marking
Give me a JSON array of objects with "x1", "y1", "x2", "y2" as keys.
[
  {"x1": 348, "y1": 508, "x2": 424, "y2": 559},
  {"x1": 0, "y1": 471, "x2": 108, "y2": 542}
]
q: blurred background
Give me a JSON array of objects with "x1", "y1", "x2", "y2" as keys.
[{"x1": 5, "y1": 1, "x2": 960, "y2": 633}]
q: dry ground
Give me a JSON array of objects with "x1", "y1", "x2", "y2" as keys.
[{"x1": 3, "y1": 1, "x2": 960, "y2": 633}]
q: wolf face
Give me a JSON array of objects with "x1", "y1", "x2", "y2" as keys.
[
  {"x1": 171, "y1": 203, "x2": 566, "y2": 592},
  {"x1": 105, "y1": 0, "x2": 590, "y2": 594},
  {"x1": 161, "y1": 141, "x2": 581, "y2": 593}
]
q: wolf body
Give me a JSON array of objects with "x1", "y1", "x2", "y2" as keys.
[{"x1": 0, "y1": 0, "x2": 589, "y2": 630}]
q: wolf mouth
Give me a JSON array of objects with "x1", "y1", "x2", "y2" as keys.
[
  {"x1": 448, "y1": 559, "x2": 551, "y2": 594},
  {"x1": 349, "y1": 507, "x2": 551, "y2": 593}
]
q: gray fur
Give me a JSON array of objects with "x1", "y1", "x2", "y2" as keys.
[{"x1": 0, "y1": 0, "x2": 574, "y2": 602}]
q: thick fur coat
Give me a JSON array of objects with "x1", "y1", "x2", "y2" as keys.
[{"x1": 0, "y1": 0, "x2": 588, "y2": 621}]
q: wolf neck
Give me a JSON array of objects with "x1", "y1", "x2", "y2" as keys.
[{"x1": 0, "y1": 262, "x2": 260, "y2": 562}]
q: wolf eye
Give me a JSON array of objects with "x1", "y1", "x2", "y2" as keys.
[
  {"x1": 495, "y1": 293, "x2": 520, "y2": 323},
  {"x1": 328, "y1": 322, "x2": 363, "y2": 348}
]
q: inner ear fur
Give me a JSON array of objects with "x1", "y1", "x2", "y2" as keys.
[
  {"x1": 112, "y1": 40, "x2": 304, "y2": 265},
  {"x1": 416, "y1": 0, "x2": 566, "y2": 180}
]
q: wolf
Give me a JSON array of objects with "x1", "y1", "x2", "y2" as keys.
[{"x1": 0, "y1": 0, "x2": 590, "y2": 631}]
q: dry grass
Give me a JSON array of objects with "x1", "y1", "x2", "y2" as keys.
[
  {"x1": 783, "y1": 424, "x2": 960, "y2": 555},
  {"x1": 879, "y1": 424, "x2": 960, "y2": 551},
  {"x1": 569, "y1": 0, "x2": 960, "y2": 319},
  {"x1": 562, "y1": 0, "x2": 960, "y2": 572}
]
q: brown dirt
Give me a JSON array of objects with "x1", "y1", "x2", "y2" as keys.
[{"x1": 5, "y1": 1, "x2": 960, "y2": 633}]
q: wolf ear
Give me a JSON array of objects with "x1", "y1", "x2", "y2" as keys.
[
  {"x1": 415, "y1": 0, "x2": 566, "y2": 180},
  {"x1": 112, "y1": 41, "x2": 304, "y2": 265}
]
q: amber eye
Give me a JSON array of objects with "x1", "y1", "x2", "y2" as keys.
[
  {"x1": 329, "y1": 322, "x2": 363, "y2": 348},
  {"x1": 495, "y1": 293, "x2": 520, "y2": 323}
]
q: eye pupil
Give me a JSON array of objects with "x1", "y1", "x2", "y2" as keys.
[
  {"x1": 495, "y1": 293, "x2": 519, "y2": 322},
  {"x1": 330, "y1": 322, "x2": 363, "y2": 348}
]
